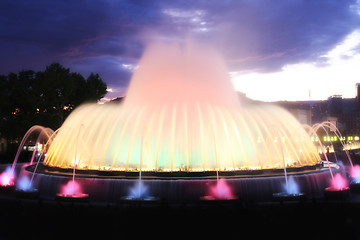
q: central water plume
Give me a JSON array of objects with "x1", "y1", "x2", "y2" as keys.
[
  {"x1": 125, "y1": 42, "x2": 240, "y2": 108},
  {"x1": 44, "y1": 41, "x2": 320, "y2": 172}
]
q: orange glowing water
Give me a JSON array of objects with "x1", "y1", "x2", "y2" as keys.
[{"x1": 44, "y1": 41, "x2": 320, "y2": 172}]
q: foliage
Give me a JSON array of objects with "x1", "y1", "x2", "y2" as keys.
[{"x1": 0, "y1": 63, "x2": 107, "y2": 142}]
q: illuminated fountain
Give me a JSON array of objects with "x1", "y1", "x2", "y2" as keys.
[
  {"x1": 351, "y1": 165, "x2": 360, "y2": 183},
  {"x1": 324, "y1": 173, "x2": 350, "y2": 198},
  {"x1": 349, "y1": 164, "x2": 360, "y2": 192},
  {"x1": 273, "y1": 176, "x2": 305, "y2": 201},
  {"x1": 309, "y1": 122, "x2": 351, "y2": 197},
  {"x1": 15, "y1": 175, "x2": 38, "y2": 198},
  {"x1": 0, "y1": 125, "x2": 52, "y2": 191},
  {"x1": 201, "y1": 179, "x2": 236, "y2": 201},
  {"x1": 0, "y1": 166, "x2": 15, "y2": 191},
  {"x1": 17, "y1": 41, "x2": 337, "y2": 203},
  {"x1": 56, "y1": 180, "x2": 89, "y2": 201}
]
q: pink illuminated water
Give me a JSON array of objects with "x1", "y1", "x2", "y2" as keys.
[
  {"x1": 58, "y1": 180, "x2": 87, "y2": 198},
  {"x1": 351, "y1": 165, "x2": 360, "y2": 183},
  {"x1": 329, "y1": 173, "x2": 349, "y2": 190},
  {"x1": 207, "y1": 179, "x2": 236, "y2": 200},
  {"x1": 0, "y1": 167, "x2": 15, "y2": 187}
]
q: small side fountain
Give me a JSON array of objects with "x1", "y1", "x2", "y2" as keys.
[
  {"x1": 200, "y1": 123, "x2": 237, "y2": 201},
  {"x1": 324, "y1": 173, "x2": 350, "y2": 199},
  {"x1": 0, "y1": 166, "x2": 15, "y2": 191},
  {"x1": 273, "y1": 176, "x2": 305, "y2": 201},
  {"x1": 0, "y1": 125, "x2": 53, "y2": 193},
  {"x1": 56, "y1": 180, "x2": 89, "y2": 202},
  {"x1": 56, "y1": 125, "x2": 89, "y2": 202},
  {"x1": 123, "y1": 180, "x2": 157, "y2": 202},
  {"x1": 201, "y1": 178, "x2": 236, "y2": 201},
  {"x1": 307, "y1": 123, "x2": 350, "y2": 198},
  {"x1": 15, "y1": 175, "x2": 38, "y2": 198},
  {"x1": 10, "y1": 125, "x2": 53, "y2": 175},
  {"x1": 122, "y1": 129, "x2": 157, "y2": 202},
  {"x1": 272, "y1": 128, "x2": 305, "y2": 201},
  {"x1": 349, "y1": 165, "x2": 360, "y2": 192}
]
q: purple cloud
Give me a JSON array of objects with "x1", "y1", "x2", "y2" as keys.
[{"x1": 0, "y1": 0, "x2": 359, "y2": 94}]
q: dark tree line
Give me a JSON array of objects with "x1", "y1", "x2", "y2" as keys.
[{"x1": 0, "y1": 63, "x2": 107, "y2": 143}]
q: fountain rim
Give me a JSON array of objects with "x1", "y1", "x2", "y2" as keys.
[{"x1": 27, "y1": 162, "x2": 322, "y2": 180}]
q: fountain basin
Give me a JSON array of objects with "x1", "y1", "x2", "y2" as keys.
[
  {"x1": 324, "y1": 186, "x2": 350, "y2": 199},
  {"x1": 19, "y1": 163, "x2": 340, "y2": 203},
  {"x1": 272, "y1": 192, "x2": 306, "y2": 202},
  {"x1": 199, "y1": 195, "x2": 238, "y2": 201},
  {"x1": 0, "y1": 185, "x2": 15, "y2": 193},
  {"x1": 350, "y1": 182, "x2": 360, "y2": 193},
  {"x1": 55, "y1": 193, "x2": 89, "y2": 202},
  {"x1": 120, "y1": 196, "x2": 159, "y2": 203},
  {"x1": 15, "y1": 188, "x2": 39, "y2": 198}
]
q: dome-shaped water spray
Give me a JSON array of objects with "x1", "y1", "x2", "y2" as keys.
[{"x1": 43, "y1": 41, "x2": 320, "y2": 172}]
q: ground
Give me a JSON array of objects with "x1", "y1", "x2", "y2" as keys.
[{"x1": 1, "y1": 192, "x2": 360, "y2": 240}]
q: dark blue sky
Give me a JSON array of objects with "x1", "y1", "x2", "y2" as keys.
[{"x1": 1, "y1": 0, "x2": 360, "y2": 99}]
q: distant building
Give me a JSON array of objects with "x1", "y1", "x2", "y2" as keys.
[
  {"x1": 323, "y1": 116, "x2": 338, "y2": 132},
  {"x1": 239, "y1": 87, "x2": 360, "y2": 143},
  {"x1": 327, "y1": 95, "x2": 343, "y2": 116},
  {"x1": 256, "y1": 83, "x2": 360, "y2": 146},
  {"x1": 339, "y1": 112, "x2": 360, "y2": 135}
]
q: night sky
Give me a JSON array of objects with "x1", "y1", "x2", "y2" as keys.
[{"x1": 1, "y1": 0, "x2": 360, "y2": 101}]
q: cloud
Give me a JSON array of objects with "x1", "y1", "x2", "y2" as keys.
[
  {"x1": 232, "y1": 29, "x2": 360, "y2": 101},
  {"x1": 70, "y1": 56, "x2": 134, "y2": 87},
  {"x1": 0, "y1": 0, "x2": 360, "y2": 99},
  {"x1": 0, "y1": 0, "x2": 159, "y2": 81},
  {"x1": 214, "y1": 0, "x2": 360, "y2": 73}
]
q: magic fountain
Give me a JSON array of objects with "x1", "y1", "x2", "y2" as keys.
[{"x1": 12, "y1": 41, "x2": 343, "y2": 202}]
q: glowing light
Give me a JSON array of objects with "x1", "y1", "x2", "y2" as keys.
[
  {"x1": 128, "y1": 181, "x2": 149, "y2": 199},
  {"x1": 283, "y1": 176, "x2": 300, "y2": 195},
  {"x1": 208, "y1": 179, "x2": 235, "y2": 200},
  {"x1": 0, "y1": 167, "x2": 15, "y2": 187},
  {"x1": 351, "y1": 165, "x2": 360, "y2": 183},
  {"x1": 330, "y1": 173, "x2": 349, "y2": 190},
  {"x1": 16, "y1": 175, "x2": 34, "y2": 191},
  {"x1": 58, "y1": 180, "x2": 87, "y2": 198}
]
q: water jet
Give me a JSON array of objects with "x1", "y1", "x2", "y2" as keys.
[{"x1": 56, "y1": 180, "x2": 89, "y2": 202}]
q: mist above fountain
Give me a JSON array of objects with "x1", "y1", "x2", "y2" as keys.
[{"x1": 43, "y1": 41, "x2": 319, "y2": 173}]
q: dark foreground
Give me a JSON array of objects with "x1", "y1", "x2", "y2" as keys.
[{"x1": 1, "y1": 193, "x2": 360, "y2": 240}]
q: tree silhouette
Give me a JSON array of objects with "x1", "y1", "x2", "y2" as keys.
[{"x1": 0, "y1": 63, "x2": 107, "y2": 144}]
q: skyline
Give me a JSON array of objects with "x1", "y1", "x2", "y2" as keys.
[{"x1": 1, "y1": 0, "x2": 360, "y2": 102}]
